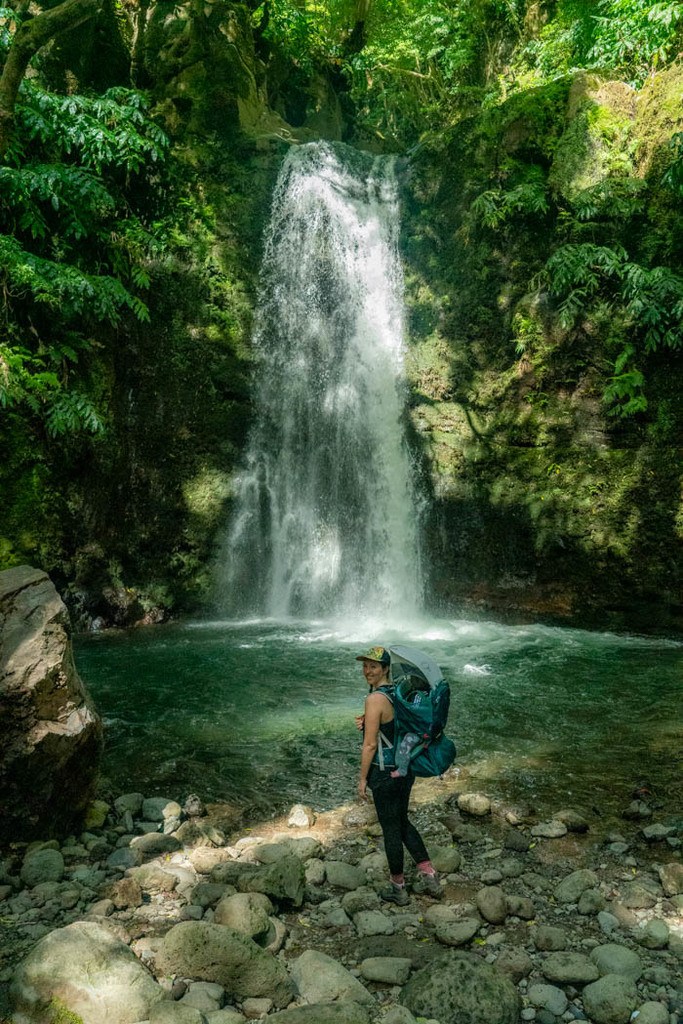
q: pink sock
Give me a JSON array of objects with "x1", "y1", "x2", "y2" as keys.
[
  {"x1": 417, "y1": 860, "x2": 436, "y2": 877},
  {"x1": 390, "y1": 873, "x2": 405, "y2": 886}
]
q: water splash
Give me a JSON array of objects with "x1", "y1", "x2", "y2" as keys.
[{"x1": 219, "y1": 142, "x2": 421, "y2": 623}]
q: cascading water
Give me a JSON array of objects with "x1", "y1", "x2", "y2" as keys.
[{"x1": 220, "y1": 141, "x2": 422, "y2": 622}]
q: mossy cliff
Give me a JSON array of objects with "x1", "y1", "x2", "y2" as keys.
[{"x1": 401, "y1": 66, "x2": 683, "y2": 630}]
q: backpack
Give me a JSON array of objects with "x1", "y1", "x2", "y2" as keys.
[{"x1": 375, "y1": 675, "x2": 456, "y2": 778}]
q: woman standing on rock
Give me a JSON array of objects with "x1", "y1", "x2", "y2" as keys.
[{"x1": 355, "y1": 646, "x2": 441, "y2": 904}]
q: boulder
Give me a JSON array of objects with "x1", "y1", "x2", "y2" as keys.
[
  {"x1": 554, "y1": 869, "x2": 599, "y2": 904},
  {"x1": 10, "y1": 920, "x2": 166, "y2": 1024},
  {"x1": 542, "y1": 952, "x2": 599, "y2": 985},
  {"x1": 158, "y1": 921, "x2": 294, "y2": 1007},
  {"x1": 324, "y1": 861, "x2": 366, "y2": 890},
  {"x1": 435, "y1": 917, "x2": 480, "y2": 947},
  {"x1": 400, "y1": 951, "x2": 520, "y2": 1024},
  {"x1": 0, "y1": 566, "x2": 103, "y2": 843},
  {"x1": 213, "y1": 892, "x2": 273, "y2": 942},
  {"x1": 268, "y1": 1004, "x2": 371, "y2": 1024},
  {"x1": 476, "y1": 886, "x2": 508, "y2": 924},
  {"x1": 457, "y1": 793, "x2": 491, "y2": 816},
  {"x1": 590, "y1": 943, "x2": 642, "y2": 981},
  {"x1": 359, "y1": 957, "x2": 412, "y2": 985},
  {"x1": 634, "y1": 919, "x2": 669, "y2": 950},
  {"x1": 20, "y1": 848, "x2": 64, "y2": 887},
  {"x1": 289, "y1": 949, "x2": 374, "y2": 1006},
  {"x1": 239, "y1": 854, "x2": 305, "y2": 906},
  {"x1": 582, "y1": 974, "x2": 638, "y2": 1024},
  {"x1": 658, "y1": 862, "x2": 683, "y2": 896}
]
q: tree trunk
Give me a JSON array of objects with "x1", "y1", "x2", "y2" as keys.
[{"x1": 0, "y1": 0, "x2": 101, "y2": 155}]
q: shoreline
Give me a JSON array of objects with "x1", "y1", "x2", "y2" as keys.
[{"x1": 1, "y1": 774, "x2": 681, "y2": 1024}]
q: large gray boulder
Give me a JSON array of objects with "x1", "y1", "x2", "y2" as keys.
[
  {"x1": 400, "y1": 951, "x2": 520, "y2": 1024},
  {"x1": 0, "y1": 566, "x2": 103, "y2": 843},
  {"x1": 269, "y1": 1005, "x2": 371, "y2": 1024},
  {"x1": 289, "y1": 950, "x2": 374, "y2": 1006},
  {"x1": 157, "y1": 921, "x2": 294, "y2": 1007},
  {"x1": 582, "y1": 974, "x2": 638, "y2": 1024},
  {"x1": 10, "y1": 921, "x2": 166, "y2": 1024}
]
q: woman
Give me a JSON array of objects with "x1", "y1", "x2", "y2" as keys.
[{"x1": 355, "y1": 645, "x2": 442, "y2": 904}]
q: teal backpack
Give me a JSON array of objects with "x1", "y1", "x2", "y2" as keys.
[{"x1": 375, "y1": 672, "x2": 456, "y2": 779}]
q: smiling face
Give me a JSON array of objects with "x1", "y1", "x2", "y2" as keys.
[{"x1": 361, "y1": 658, "x2": 390, "y2": 688}]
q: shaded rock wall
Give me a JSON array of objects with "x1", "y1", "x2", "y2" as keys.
[{"x1": 0, "y1": 566, "x2": 102, "y2": 843}]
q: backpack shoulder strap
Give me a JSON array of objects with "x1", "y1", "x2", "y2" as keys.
[{"x1": 369, "y1": 685, "x2": 395, "y2": 771}]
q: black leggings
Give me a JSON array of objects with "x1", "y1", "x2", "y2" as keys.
[{"x1": 368, "y1": 765, "x2": 430, "y2": 876}]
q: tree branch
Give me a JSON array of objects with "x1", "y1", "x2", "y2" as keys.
[{"x1": 0, "y1": 0, "x2": 102, "y2": 155}]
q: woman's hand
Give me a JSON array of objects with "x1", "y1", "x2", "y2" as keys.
[
  {"x1": 357, "y1": 778, "x2": 368, "y2": 801},
  {"x1": 354, "y1": 714, "x2": 365, "y2": 731}
]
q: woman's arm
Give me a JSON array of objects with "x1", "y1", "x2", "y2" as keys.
[{"x1": 358, "y1": 692, "x2": 386, "y2": 800}]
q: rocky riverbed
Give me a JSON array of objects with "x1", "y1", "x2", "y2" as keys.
[{"x1": 0, "y1": 778, "x2": 681, "y2": 1024}]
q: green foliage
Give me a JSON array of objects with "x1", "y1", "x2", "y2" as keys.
[
  {"x1": 0, "y1": 80, "x2": 168, "y2": 435},
  {"x1": 511, "y1": 0, "x2": 683, "y2": 89},
  {"x1": 472, "y1": 165, "x2": 549, "y2": 227},
  {"x1": 540, "y1": 242, "x2": 683, "y2": 414}
]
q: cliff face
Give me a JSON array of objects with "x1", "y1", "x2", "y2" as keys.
[
  {"x1": 401, "y1": 66, "x2": 683, "y2": 630},
  {"x1": 0, "y1": 567, "x2": 103, "y2": 842}
]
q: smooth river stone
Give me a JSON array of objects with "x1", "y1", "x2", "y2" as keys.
[{"x1": 542, "y1": 952, "x2": 599, "y2": 985}]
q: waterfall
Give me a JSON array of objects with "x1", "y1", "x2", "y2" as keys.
[{"x1": 220, "y1": 142, "x2": 422, "y2": 622}]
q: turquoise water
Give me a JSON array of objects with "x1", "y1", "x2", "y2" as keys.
[{"x1": 75, "y1": 617, "x2": 682, "y2": 821}]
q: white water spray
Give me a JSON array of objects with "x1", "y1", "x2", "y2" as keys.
[{"x1": 220, "y1": 142, "x2": 421, "y2": 622}]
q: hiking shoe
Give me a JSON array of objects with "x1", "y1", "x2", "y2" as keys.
[
  {"x1": 412, "y1": 873, "x2": 443, "y2": 898},
  {"x1": 380, "y1": 885, "x2": 409, "y2": 906}
]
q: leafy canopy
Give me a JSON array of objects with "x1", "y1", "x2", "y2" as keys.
[{"x1": 0, "y1": 75, "x2": 168, "y2": 435}]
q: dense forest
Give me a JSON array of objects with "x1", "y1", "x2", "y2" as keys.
[{"x1": 1, "y1": 0, "x2": 681, "y2": 630}]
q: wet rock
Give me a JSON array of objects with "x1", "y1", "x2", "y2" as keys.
[
  {"x1": 10, "y1": 920, "x2": 165, "y2": 1024},
  {"x1": 555, "y1": 809, "x2": 589, "y2": 833},
  {"x1": 622, "y1": 801, "x2": 652, "y2": 820},
  {"x1": 582, "y1": 974, "x2": 638, "y2": 1024},
  {"x1": 289, "y1": 949, "x2": 374, "y2": 1005},
  {"x1": 400, "y1": 951, "x2": 520, "y2": 1024},
  {"x1": 457, "y1": 793, "x2": 492, "y2": 817}
]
